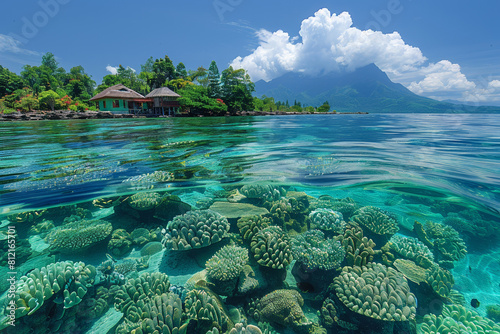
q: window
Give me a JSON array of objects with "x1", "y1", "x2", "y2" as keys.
[
  {"x1": 113, "y1": 100, "x2": 120, "y2": 108},
  {"x1": 103, "y1": 101, "x2": 106, "y2": 109}
]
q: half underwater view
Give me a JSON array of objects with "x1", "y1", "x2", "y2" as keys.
[{"x1": 1, "y1": 114, "x2": 499, "y2": 334}]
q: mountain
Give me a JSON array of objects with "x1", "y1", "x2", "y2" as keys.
[{"x1": 254, "y1": 64, "x2": 500, "y2": 113}]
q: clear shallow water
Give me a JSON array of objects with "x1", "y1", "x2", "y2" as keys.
[{"x1": 1, "y1": 114, "x2": 500, "y2": 333}]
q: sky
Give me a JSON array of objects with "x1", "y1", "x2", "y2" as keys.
[{"x1": 1, "y1": 0, "x2": 499, "y2": 105}]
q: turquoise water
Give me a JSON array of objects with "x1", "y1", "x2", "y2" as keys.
[{"x1": 0, "y1": 114, "x2": 500, "y2": 333}]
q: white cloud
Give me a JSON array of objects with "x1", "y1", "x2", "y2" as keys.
[
  {"x1": 231, "y1": 9, "x2": 426, "y2": 81},
  {"x1": 106, "y1": 65, "x2": 118, "y2": 75},
  {"x1": 0, "y1": 34, "x2": 39, "y2": 55},
  {"x1": 231, "y1": 8, "x2": 500, "y2": 104}
]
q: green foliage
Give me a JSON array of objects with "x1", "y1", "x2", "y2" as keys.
[
  {"x1": 208, "y1": 60, "x2": 221, "y2": 98},
  {"x1": 178, "y1": 84, "x2": 227, "y2": 115},
  {"x1": 317, "y1": 101, "x2": 331, "y2": 112},
  {"x1": 39, "y1": 90, "x2": 59, "y2": 110},
  {"x1": 13, "y1": 90, "x2": 39, "y2": 112},
  {"x1": 176, "y1": 62, "x2": 188, "y2": 79},
  {"x1": 149, "y1": 55, "x2": 177, "y2": 89},
  {"x1": 220, "y1": 66, "x2": 254, "y2": 112},
  {"x1": 0, "y1": 65, "x2": 25, "y2": 98}
]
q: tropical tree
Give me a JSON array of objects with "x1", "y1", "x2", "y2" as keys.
[
  {"x1": 178, "y1": 84, "x2": 227, "y2": 115},
  {"x1": 317, "y1": 101, "x2": 331, "y2": 112},
  {"x1": 39, "y1": 90, "x2": 60, "y2": 111},
  {"x1": 0, "y1": 66, "x2": 25, "y2": 97},
  {"x1": 220, "y1": 66, "x2": 254, "y2": 113},
  {"x1": 207, "y1": 60, "x2": 221, "y2": 98},
  {"x1": 149, "y1": 55, "x2": 177, "y2": 89},
  {"x1": 176, "y1": 62, "x2": 188, "y2": 79}
]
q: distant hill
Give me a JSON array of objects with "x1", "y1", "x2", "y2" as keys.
[{"x1": 254, "y1": 64, "x2": 500, "y2": 113}]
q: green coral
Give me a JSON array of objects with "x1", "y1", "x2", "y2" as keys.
[
  {"x1": 206, "y1": 244, "x2": 249, "y2": 282},
  {"x1": 239, "y1": 184, "x2": 285, "y2": 202},
  {"x1": 184, "y1": 289, "x2": 229, "y2": 333},
  {"x1": 309, "y1": 196, "x2": 359, "y2": 220},
  {"x1": 333, "y1": 263, "x2": 417, "y2": 322},
  {"x1": 115, "y1": 292, "x2": 187, "y2": 334},
  {"x1": 291, "y1": 229, "x2": 345, "y2": 271},
  {"x1": 107, "y1": 229, "x2": 133, "y2": 257},
  {"x1": 309, "y1": 208, "x2": 345, "y2": 233},
  {"x1": 162, "y1": 209, "x2": 230, "y2": 251},
  {"x1": 128, "y1": 192, "x2": 162, "y2": 211},
  {"x1": 45, "y1": 219, "x2": 112, "y2": 254},
  {"x1": 424, "y1": 221, "x2": 467, "y2": 262},
  {"x1": 425, "y1": 265, "x2": 454, "y2": 299},
  {"x1": 237, "y1": 215, "x2": 271, "y2": 243},
  {"x1": 259, "y1": 289, "x2": 310, "y2": 329},
  {"x1": 350, "y1": 206, "x2": 399, "y2": 244},
  {"x1": 418, "y1": 304, "x2": 500, "y2": 334},
  {"x1": 0, "y1": 261, "x2": 96, "y2": 326},
  {"x1": 388, "y1": 234, "x2": 434, "y2": 268},
  {"x1": 114, "y1": 272, "x2": 171, "y2": 323},
  {"x1": 340, "y1": 222, "x2": 378, "y2": 267},
  {"x1": 250, "y1": 226, "x2": 293, "y2": 269}
]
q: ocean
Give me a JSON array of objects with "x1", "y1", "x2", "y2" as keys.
[{"x1": 0, "y1": 114, "x2": 499, "y2": 333}]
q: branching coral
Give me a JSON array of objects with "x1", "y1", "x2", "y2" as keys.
[
  {"x1": 162, "y1": 209, "x2": 229, "y2": 250},
  {"x1": 291, "y1": 229, "x2": 345, "y2": 271}
]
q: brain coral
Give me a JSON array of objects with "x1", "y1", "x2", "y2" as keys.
[
  {"x1": 162, "y1": 209, "x2": 230, "y2": 250},
  {"x1": 260, "y1": 289, "x2": 309, "y2": 328},
  {"x1": 250, "y1": 226, "x2": 293, "y2": 269},
  {"x1": 309, "y1": 208, "x2": 345, "y2": 233},
  {"x1": 0, "y1": 261, "x2": 96, "y2": 324},
  {"x1": 333, "y1": 263, "x2": 417, "y2": 322},
  {"x1": 45, "y1": 219, "x2": 112, "y2": 254},
  {"x1": 291, "y1": 230, "x2": 345, "y2": 271},
  {"x1": 351, "y1": 206, "x2": 399, "y2": 244}
]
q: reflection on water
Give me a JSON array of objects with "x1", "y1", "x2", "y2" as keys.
[{"x1": 1, "y1": 114, "x2": 500, "y2": 333}]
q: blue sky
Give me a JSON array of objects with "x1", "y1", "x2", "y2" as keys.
[{"x1": 1, "y1": 0, "x2": 499, "y2": 104}]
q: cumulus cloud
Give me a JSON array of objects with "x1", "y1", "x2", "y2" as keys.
[
  {"x1": 0, "y1": 34, "x2": 39, "y2": 55},
  {"x1": 231, "y1": 8, "x2": 500, "y2": 104},
  {"x1": 106, "y1": 65, "x2": 119, "y2": 75}
]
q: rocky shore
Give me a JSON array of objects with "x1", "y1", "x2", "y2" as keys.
[{"x1": 0, "y1": 110, "x2": 368, "y2": 121}]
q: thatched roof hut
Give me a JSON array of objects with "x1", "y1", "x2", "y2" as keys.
[
  {"x1": 90, "y1": 84, "x2": 145, "y2": 101},
  {"x1": 145, "y1": 87, "x2": 181, "y2": 98}
]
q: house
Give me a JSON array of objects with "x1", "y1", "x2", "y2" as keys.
[
  {"x1": 89, "y1": 84, "x2": 151, "y2": 114},
  {"x1": 145, "y1": 87, "x2": 181, "y2": 116}
]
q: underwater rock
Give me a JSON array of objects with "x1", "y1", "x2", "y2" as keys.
[
  {"x1": 45, "y1": 219, "x2": 112, "y2": 254},
  {"x1": 209, "y1": 201, "x2": 269, "y2": 219},
  {"x1": 140, "y1": 241, "x2": 163, "y2": 257},
  {"x1": 162, "y1": 209, "x2": 230, "y2": 251},
  {"x1": 250, "y1": 226, "x2": 292, "y2": 270}
]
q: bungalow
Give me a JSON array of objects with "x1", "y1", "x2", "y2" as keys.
[
  {"x1": 89, "y1": 84, "x2": 151, "y2": 114},
  {"x1": 145, "y1": 87, "x2": 181, "y2": 116}
]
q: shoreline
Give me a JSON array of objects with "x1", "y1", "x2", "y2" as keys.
[{"x1": 0, "y1": 110, "x2": 368, "y2": 122}]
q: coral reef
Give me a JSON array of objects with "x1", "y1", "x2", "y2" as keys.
[
  {"x1": 0, "y1": 261, "x2": 96, "y2": 326},
  {"x1": 162, "y1": 209, "x2": 230, "y2": 250},
  {"x1": 291, "y1": 229, "x2": 345, "y2": 271},
  {"x1": 423, "y1": 221, "x2": 467, "y2": 262},
  {"x1": 107, "y1": 229, "x2": 133, "y2": 257},
  {"x1": 184, "y1": 288, "x2": 230, "y2": 333},
  {"x1": 339, "y1": 222, "x2": 378, "y2": 267},
  {"x1": 122, "y1": 170, "x2": 174, "y2": 190},
  {"x1": 393, "y1": 259, "x2": 427, "y2": 284},
  {"x1": 418, "y1": 304, "x2": 500, "y2": 333},
  {"x1": 127, "y1": 192, "x2": 162, "y2": 211},
  {"x1": 239, "y1": 184, "x2": 285, "y2": 202},
  {"x1": 386, "y1": 235, "x2": 434, "y2": 268},
  {"x1": 237, "y1": 215, "x2": 271, "y2": 243},
  {"x1": 309, "y1": 196, "x2": 359, "y2": 220},
  {"x1": 333, "y1": 263, "x2": 417, "y2": 322},
  {"x1": 425, "y1": 265, "x2": 454, "y2": 299},
  {"x1": 309, "y1": 208, "x2": 345, "y2": 234},
  {"x1": 350, "y1": 206, "x2": 399, "y2": 245},
  {"x1": 250, "y1": 226, "x2": 293, "y2": 269},
  {"x1": 206, "y1": 244, "x2": 248, "y2": 281},
  {"x1": 259, "y1": 289, "x2": 310, "y2": 329},
  {"x1": 45, "y1": 219, "x2": 112, "y2": 254}
]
